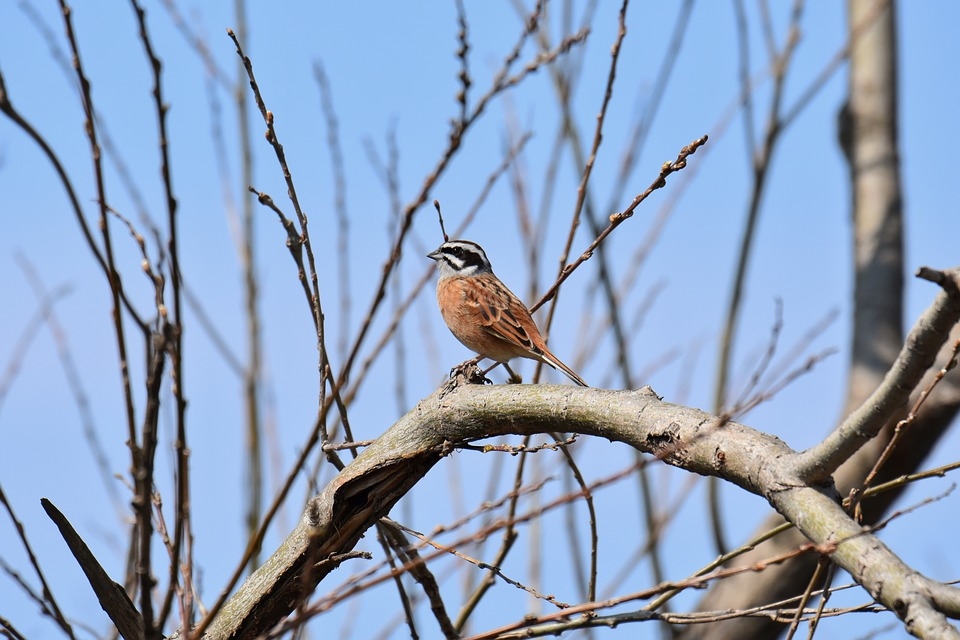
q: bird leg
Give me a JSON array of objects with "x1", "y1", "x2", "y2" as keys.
[
  {"x1": 501, "y1": 362, "x2": 523, "y2": 385},
  {"x1": 447, "y1": 357, "x2": 490, "y2": 386}
]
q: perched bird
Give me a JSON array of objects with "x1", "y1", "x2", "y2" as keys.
[{"x1": 427, "y1": 239, "x2": 587, "y2": 386}]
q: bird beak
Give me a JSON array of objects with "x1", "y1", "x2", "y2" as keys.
[{"x1": 427, "y1": 248, "x2": 441, "y2": 261}]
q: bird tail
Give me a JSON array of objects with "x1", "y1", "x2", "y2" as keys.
[{"x1": 539, "y1": 351, "x2": 588, "y2": 387}]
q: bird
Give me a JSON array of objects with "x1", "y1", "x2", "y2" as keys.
[{"x1": 427, "y1": 239, "x2": 588, "y2": 386}]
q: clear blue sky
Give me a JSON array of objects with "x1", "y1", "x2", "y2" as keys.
[{"x1": 1, "y1": 2, "x2": 958, "y2": 638}]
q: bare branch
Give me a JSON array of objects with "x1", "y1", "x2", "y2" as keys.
[
  {"x1": 796, "y1": 268, "x2": 960, "y2": 480},
  {"x1": 40, "y1": 499, "x2": 142, "y2": 640}
]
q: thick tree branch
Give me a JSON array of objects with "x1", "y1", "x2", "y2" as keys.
[
  {"x1": 41, "y1": 499, "x2": 142, "y2": 640},
  {"x1": 201, "y1": 370, "x2": 960, "y2": 638},
  {"x1": 796, "y1": 267, "x2": 960, "y2": 480},
  {"x1": 685, "y1": 3, "x2": 920, "y2": 637}
]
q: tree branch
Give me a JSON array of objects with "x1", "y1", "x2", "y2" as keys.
[{"x1": 202, "y1": 366, "x2": 960, "y2": 637}]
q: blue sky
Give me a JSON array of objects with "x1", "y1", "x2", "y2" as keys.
[{"x1": 1, "y1": 2, "x2": 959, "y2": 638}]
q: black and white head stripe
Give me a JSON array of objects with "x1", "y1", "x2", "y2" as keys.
[{"x1": 427, "y1": 240, "x2": 492, "y2": 276}]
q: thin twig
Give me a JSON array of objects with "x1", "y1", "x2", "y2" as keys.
[
  {"x1": 530, "y1": 135, "x2": 708, "y2": 315},
  {"x1": 0, "y1": 486, "x2": 77, "y2": 639},
  {"x1": 709, "y1": 0, "x2": 805, "y2": 556},
  {"x1": 14, "y1": 257, "x2": 122, "y2": 511},
  {"x1": 342, "y1": 132, "x2": 532, "y2": 405},
  {"x1": 337, "y1": 4, "x2": 586, "y2": 396},
  {"x1": 313, "y1": 61, "x2": 352, "y2": 364},
  {"x1": 538, "y1": 0, "x2": 630, "y2": 381},
  {"x1": 850, "y1": 338, "x2": 960, "y2": 521},
  {"x1": 554, "y1": 437, "x2": 599, "y2": 602},
  {"x1": 55, "y1": 2, "x2": 157, "y2": 633},
  {"x1": 127, "y1": 2, "x2": 192, "y2": 630}
]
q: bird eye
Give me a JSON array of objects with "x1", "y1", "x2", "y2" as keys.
[{"x1": 452, "y1": 246, "x2": 463, "y2": 256}]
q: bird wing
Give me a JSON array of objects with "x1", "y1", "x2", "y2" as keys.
[
  {"x1": 458, "y1": 274, "x2": 589, "y2": 386},
  {"x1": 463, "y1": 277, "x2": 541, "y2": 355}
]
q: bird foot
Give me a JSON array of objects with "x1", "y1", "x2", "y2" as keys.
[
  {"x1": 501, "y1": 362, "x2": 523, "y2": 384},
  {"x1": 442, "y1": 360, "x2": 491, "y2": 396}
]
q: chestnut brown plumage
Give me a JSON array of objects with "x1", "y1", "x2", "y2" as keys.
[{"x1": 427, "y1": 240, "x2": 587, "y2": 386}]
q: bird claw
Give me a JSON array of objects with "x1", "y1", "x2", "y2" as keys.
[
  {"x1": 441, "y1": 363, "x2": 488, "y2": 398},
  {"x1": 440, "y1": 359, "x2": 490, "y2": 398},
  {"x1": 447, "y1": 361, "x2": 491, "y2": 386}
]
